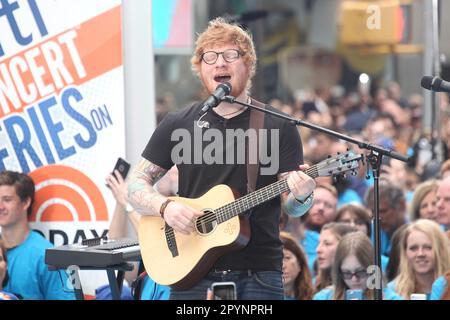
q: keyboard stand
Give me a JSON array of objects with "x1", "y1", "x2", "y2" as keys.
[{"x1": 49, "y1": 262, "x2": 135, "y2": 300}]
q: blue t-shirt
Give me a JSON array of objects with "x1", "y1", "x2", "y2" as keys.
[
  {"x1": 430, "y1": 276, "x2": 448, "y2": 300},
  {"x1": 140, "y1": 275, "x2": 170, "y2": 300},
  {"x1": 313, "y1": 287, "x2": 334, "y2": 300},
  {"x1": 371, "y1": 224, "x2": 391, "y2": 256},
  {"x1": 4, "y1": 231, "x2": 75, "y2": 300},
  {"x1": 95, "y1": 284, "x2": 134, "y2": 300},
  {"x1": 386, "y1": 280, "x2": 429, "y2": 300},
  {"x1": 300, "y1": 229, "x2": 320, "y2": 275},
  {"x1": 337, "y1": 189, "x2": 362, "y2": 208},
  {"x1": 381, "y1": 255, "x2": 389, "y2": 274}
]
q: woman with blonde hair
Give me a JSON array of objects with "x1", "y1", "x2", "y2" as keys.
[
  {"x1": 388, "y1": 219, "x2": 450, "y2": 299},
  {"x1": 409, "y1": 180, "x2": 438, "y2": 222},
  {"x1": 280, "y1": 232, "x2": 314, "y2": 300}
]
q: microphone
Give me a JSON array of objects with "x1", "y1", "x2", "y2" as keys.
[
  {"x1": 421, "y1": 76, "x2": 450, "y2": 93},
  {"x1": 198, "y1": 82, "x2": 232, "y2": 116}
]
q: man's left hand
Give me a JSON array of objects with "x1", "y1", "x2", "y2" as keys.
[{"x1": 286, "y1": 164, "x2": 316, "y2": 202}]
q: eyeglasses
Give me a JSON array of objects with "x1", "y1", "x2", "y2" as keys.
[
  {"x1": 340, "y1": 268, "x2": 367, "y2": 280},
  {"x1": 201, "y1": 49, "x2": 242, "y2": 65}
]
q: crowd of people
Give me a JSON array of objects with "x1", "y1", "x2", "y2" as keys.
[{"x1": 1, "y1": 16, "x2": 450, "y2": 300}]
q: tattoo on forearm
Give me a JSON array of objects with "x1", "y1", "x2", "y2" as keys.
[{"x1": 127, "y1": 160, "x2": 168, "y2": 215}]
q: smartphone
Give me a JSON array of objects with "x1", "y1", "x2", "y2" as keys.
[
  {"x1": 345, "y1": 289, "x2": 364, "y2": 300},
  {"x1": 211, "y1": 282, "x2": 237, "y2": 300},
  {"x1": 410, "y1": 293, "x2": 427, "y2": 300},
  {"x1": 113, "y1": 157, "x2": 130, "y2": 180}
]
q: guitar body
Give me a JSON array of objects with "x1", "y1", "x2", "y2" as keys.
[{"x1": 138, "y1": 184, "x2": 251, "y2": 290}]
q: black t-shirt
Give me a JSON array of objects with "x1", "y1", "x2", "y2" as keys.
[{"x1": 142, "y1": 100, "x2": 303, "y2": 271}]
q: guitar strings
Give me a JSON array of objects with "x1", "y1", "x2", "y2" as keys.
[
  {"x1": 164, "y1": 157, "x2": 355, "y2": 245},
  {"x1": 165, "y1": 165, "x2": 320, "y2": 242},
  {"x1": 192, "y1": 166, "x2": 319, "y2": 227}
]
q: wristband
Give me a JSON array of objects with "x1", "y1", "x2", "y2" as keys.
[
  {"x1": 295, "y1": 193, "x2": 314, "y2": 205},
  {"x1": 159, "y1": 199, "x2": 173, "y2": 218}
]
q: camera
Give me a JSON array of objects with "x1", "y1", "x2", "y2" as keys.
[{"x1": 210, "y1": 282, "x2": 237, "y2": 300}]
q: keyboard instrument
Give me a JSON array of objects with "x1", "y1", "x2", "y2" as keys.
[{"x1": 45, "y1": 238, "x2": 141, "y2": 268}]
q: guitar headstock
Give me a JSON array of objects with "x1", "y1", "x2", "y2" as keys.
[{"x1": 315, "y1": 150, "x2": 363, "y2": 178}]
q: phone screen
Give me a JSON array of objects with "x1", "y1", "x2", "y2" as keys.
[
  {"x1": 345, "y1": 289, "x2": 364, "y2": 300},
  {"x1": 211, "y1": 282, "x2": 236, "y2": 300},
  {"x1": 113, "y1": 157, "x2": 130, "y2": 179}
]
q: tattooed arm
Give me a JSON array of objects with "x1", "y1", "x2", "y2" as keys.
[
  {"x1": 279, "y1": 165, "x2": 315, "y2": 218},
  {"x1": 127, "y1": 158, "x2": 168, "y2": 216},
  {"x1": 127, "y1": 158, "x2": 203, "y2": 235}
]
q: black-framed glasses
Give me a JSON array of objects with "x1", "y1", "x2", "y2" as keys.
[
  {"x1": 201, "y1": 49, "x2": 242, "y2": 65},
  {"x1": 340, "y1": 268, "x2": 367, "y2": 280}
]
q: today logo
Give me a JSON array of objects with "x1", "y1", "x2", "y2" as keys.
[{"x1": 29, "y1": 164, "x2": 109, "y2": 245}]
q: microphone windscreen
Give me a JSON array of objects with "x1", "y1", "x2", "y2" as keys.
[{"x1": 421, "y1": 76, "x2": 433, "y2": 90}]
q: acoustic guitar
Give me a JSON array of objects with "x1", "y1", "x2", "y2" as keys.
[{"x1": 139, "y1": 151, "x2": 362, "y2": 289}]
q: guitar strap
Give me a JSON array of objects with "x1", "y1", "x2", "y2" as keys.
[{"x1": 246, "y1": 98, "x2": 266, "y2": 195}]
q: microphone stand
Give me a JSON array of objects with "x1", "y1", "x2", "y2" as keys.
[{"x1": 224, "y1": 95, "x2": 410, "y2": 300}]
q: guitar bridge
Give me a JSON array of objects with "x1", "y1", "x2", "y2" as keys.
[{"x1": 164, "y1": 223, "x2": 179, "y2": 257}]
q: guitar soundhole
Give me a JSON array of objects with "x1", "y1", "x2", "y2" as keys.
[{"x1": 195, "y1": 209, "x2": 217, "y2": 235}]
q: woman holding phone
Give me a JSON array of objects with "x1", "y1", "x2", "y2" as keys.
[{"x1": 314, "y1": 232, "x2": 402, "y2": 300}]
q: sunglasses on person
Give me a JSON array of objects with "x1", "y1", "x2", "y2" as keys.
[{"x1": 340, "y1": 268, "x2": 367, "y2": 280}]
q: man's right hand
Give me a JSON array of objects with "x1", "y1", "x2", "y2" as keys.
[{"x1": 163, "y1": 201, "x2": 204, "y2": 235}]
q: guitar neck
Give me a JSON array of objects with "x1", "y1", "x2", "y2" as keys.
[{"x1": 215, "y1": 165, "x2": 319, "y2": 224}]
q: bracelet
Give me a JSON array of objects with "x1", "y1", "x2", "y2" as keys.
[
  {"x1": 294, "y1": 193, "x2": 314, "y2": 205},
  {"x1": 159, "y1": 199, "x2": 173, "y2": 218}
]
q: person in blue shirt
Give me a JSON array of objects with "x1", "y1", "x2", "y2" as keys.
[
  {"x1": 300, "y1": 183, "x2": 338, "y2": 274},
  {"x1": 138, "y1": 272, "x2": 171, "y2": 300},
  {"x1": 387, "y1": 219, "x2": 450, "y2": 299},
  {"x1": 429, "y1": 271, "x2": 450, "y2": 300},
  {"x1": 0, "y1": 170, "x2": 75, "y2": 300},
  {"x1": 365, "y1": 180, "x2": 407, "y2": 257},
  {"x1": 336, "y1": 204, "x2": 390, "y2": 274},
  {"x1": 103, "y1": 169, "x2": 170, "y2": 300},
  {"x1": 315, "y1": 222, "x2": 357, "y2": 293},
  {"x1": 0, "y1": 239, "x2": 18, "y2": 300},
  {"x1": 313, "y1": 231, "x2": 402, "y2": 300}
]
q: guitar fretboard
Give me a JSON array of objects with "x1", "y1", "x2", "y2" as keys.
[{"x1": 212, "y1": 165, "x2": 319, "y2": 224}]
